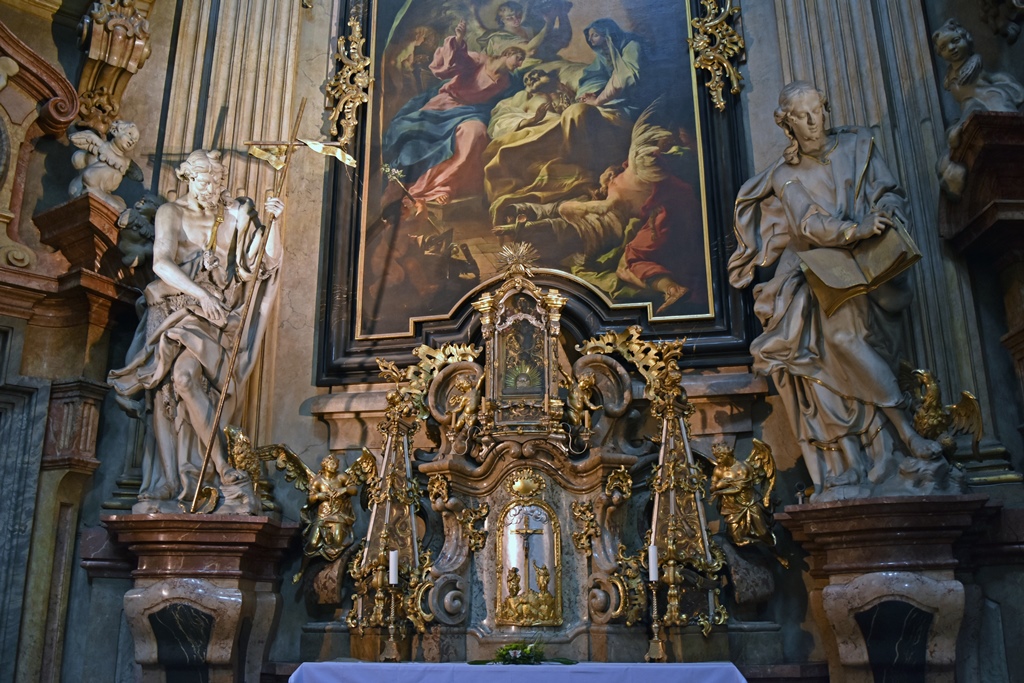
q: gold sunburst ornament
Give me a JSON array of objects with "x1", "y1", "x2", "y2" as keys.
[
  {"x1": 688, "y1": 0, "x2": 745, "y2": 112},
  {"x1": 496, "y1": 243, "x2": 539, "y2": 278}
]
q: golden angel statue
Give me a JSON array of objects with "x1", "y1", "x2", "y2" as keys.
[
  {"x1": 709, "y1": 440, "x2": 777, "y2": 548},
  {"x1": 562, "y1": 370, "x2": 600, "y2": 431},
  {"x1": 276, "y1": 448, "x2": 378, "y2": 582}
]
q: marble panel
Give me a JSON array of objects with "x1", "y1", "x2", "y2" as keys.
[
  {"x1": 0, "y1": 319, "x2": 49, "y2": 682},
  {"x1": 823, "y1": 572, "x2": 963, "y2": 683}
]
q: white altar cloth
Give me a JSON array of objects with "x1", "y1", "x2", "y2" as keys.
[{"x1": 289, "y1": 661, "x2": 748, "y2": 683}]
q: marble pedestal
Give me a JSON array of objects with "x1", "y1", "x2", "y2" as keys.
[
  {"x1": 103, "y1": 514, "x2": 298, "y2": 683},
  {"x1": 777, "y1": 495, "x2": 989, "y2": 683}
]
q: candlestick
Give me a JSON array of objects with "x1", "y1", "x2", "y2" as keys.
[
  {"x1": 379, "y1": 587, "x2": 400, "y2": 662},
  {"x1": 389, "y1": 549, "x2": 399, "y2": 585},
  {"x1": 648, "y1": 544, "x2": 658, "y2": 582},
  {"x1": 645, "y1": 581, "x2": 667, "y2": 663}
]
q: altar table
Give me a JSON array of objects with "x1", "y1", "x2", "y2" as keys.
[{"x1": 289, "y1": 661, "x2": 748, "y2": 683}]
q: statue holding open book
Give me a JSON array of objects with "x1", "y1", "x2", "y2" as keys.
[{"x1": 729, "y1": 81, "x2": 960, "y2": 502}]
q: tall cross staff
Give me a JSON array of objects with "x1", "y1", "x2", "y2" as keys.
[{"x1": 188, "y1": 98, "x2": 307, "y2": 513}]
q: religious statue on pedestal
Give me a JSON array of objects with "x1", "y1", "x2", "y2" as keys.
[
  {"x1": 109, "y1": 149, "x2": 284, "y2": 513},
  {"x1": 931, "y1": 19, "x2": 1024, "y2": 198},
  {"x1": 729, "y1": 82, "x2": 960, "y2": 502}
]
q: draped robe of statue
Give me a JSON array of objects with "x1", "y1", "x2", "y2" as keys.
[
  {"x1": 729, "y1": 127, "x2": 914, "y2": 491},
  {"x1": 109, "y1": 199, "x2": 280, "y2": 512}
]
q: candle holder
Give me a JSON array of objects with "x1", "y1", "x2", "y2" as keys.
[
  {"x1": 644, "y1": 580, "x2": 667, "y2": 663},
  {"x1": 379, "y1": 586, "x2": 400, "y2": 662}
]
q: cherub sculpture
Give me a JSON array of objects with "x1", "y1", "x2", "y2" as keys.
[
  {"x1": 68, "y1": 120, "x2": 143, "y2": 210},
  {"x1": 931, "y1": 19, "x2": 1024, "y2": 197},
  {"x1": 276, "y1": 448, "x2": 377, "y2": 582},
  {"x1": 562, "y1": 370, "x2": 600, "y2": 431},
  {"x1": 709, "y1": 440, "x2": 777, "y2": 549},
  {"x1": 448, "y1": 371, "x2": 485, "y2": 436},
  {"x1": 899, "y1": 362, "x2": 983, "y2": 458},
  {"x1": 116, "y1": 193, "x2": 163, "y2": 270}
]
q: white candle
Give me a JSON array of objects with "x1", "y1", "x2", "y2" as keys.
[
  {"x1": 648, "y1": 544, "x2": 658, "y2": 582},
  {"x1": 389, "y1": 549, "x2": 399, "y2": 585}
]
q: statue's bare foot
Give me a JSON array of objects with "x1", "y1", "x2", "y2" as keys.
[
  {"x1": 139, "y1": 482, "x2": 175, "y2": 500},
  {"x1": 825, "y1": 469, "x2": 859, "y2": 487},
  {"x1": 221, "y1": 467, "x2": 248, "y2": 484},
  {"x1": 908, "y1": 433, "x2": 943, "y2": 460}
]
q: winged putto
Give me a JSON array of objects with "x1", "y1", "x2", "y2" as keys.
[
  {"x1": 68, "y1": 120, "x2": 143, "y2": 210},
  {"x1": 709, "y1": 440, "x2": 777, "y2": 548},
  {"x1": 275, "y1": 448, "x2": 378, "y2": 582}
]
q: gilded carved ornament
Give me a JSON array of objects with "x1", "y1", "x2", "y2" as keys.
[
  {"x1": 326, "y1": 3, "x2": 373, "y2": 150},
  {"x1": 687, "y1": 0, "x2": 744, "y2": 112},
  {"x1": 495, "y1": 472, "x2": 562, "y2": 627},
  {"x1": 580, "y1": 325, "x2": 727, "y2": 634}
]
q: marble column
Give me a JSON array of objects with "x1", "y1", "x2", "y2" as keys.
[{"x1": 104, "y1": 514, "x2": 298, "y2": 682}]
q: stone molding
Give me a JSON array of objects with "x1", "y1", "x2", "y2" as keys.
[{"x1": 0, "y1": 20, "x2": 78, "y2": 138}]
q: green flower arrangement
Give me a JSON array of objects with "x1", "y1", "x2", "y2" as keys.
[{"x1": 470, "y1": 642, "x2": 575, "y2": 665}]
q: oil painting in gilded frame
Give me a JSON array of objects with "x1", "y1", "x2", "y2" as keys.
[{"x1": 317, "y1": 0, "x2": 750, "y2": 383}]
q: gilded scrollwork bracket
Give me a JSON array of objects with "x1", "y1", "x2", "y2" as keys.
[
  {"x1": 326, "y1": 3, "x2": 373, "y2": 150},
  {"x1": 688, "y1": 0, "x2": 745, "y2": 112},
  {"x1": 571, "y1": 501, "x2": 599, "y2": 556}
]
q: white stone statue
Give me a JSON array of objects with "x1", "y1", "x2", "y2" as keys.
[
  {"x1": 68, "y1": 120, "x2": 143, "y2": 210},
  {"x1": 932, "y1": 19, "x2": 1024, "y2": 197},
  {"x1": 729, "y1": 82, "x2": 958, "y2": 502},
  {"x1": 109, "y1": 149, "x2": 284, "y2": 513}
]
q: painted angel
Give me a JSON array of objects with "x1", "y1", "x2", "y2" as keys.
[
  {"x1": 709, "y1": 440, "x2": 777, "y2": 548},
  {"x1": 68, "y1": 120, "x2": 143, "y2": 211},
  {"x1": 276, "y1": 448, "x2": 378, "y2": 582}
]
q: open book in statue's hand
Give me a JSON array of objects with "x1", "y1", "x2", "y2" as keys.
[{"x1": 798, "y1": 216, "x2": 922, "y2": 317}]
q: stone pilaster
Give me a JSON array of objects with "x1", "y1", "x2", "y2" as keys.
[{"x1": 17, "y1": 378, "x2": 108, "y2": 683}]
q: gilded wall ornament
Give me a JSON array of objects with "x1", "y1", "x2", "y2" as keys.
[
  {"x1": 571, "y1": 500, "x2": 598, "y2": 555},
  {"x1": 326, "y1": 3, "x2": 373, "y2": 150},
  {"x1": 688, "y1": 0, "x2": 744, "y2": 112}
]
